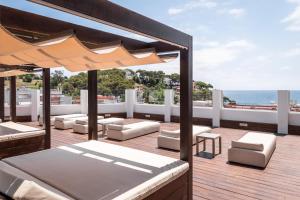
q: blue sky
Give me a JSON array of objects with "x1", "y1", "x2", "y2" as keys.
[{"x1": 1, "y1": 0, "x2": 300, "y2": 89}]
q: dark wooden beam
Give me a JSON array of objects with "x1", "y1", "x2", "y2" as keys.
[
  {"x1": 28, "y1": 0, "x2": 190, "y2": 48},
  {"x1": 43, "y1": 68, "x2": 51, "y2": 149},
  {"x1": 10, "y1": 76, "x2": 16, "y2": 122},
  {"x1": 0, "y1": 5, "x2": 179, "y2": 52},
  {"x1": 180, "y1": 39, "x2": 193, "y2": 200},
  {"x1": 0, "y1": 77, "x2": 4, "y2": 122},
  {"x1": 88, "y1": 70, "x2": 98, "y2": 140}
]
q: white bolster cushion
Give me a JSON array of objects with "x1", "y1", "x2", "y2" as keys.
[
  {"x1": 231, "y1": 140, "x2": 264, "y2": 151},
  {"x1": 13, "y1": 180, "x2": 68, "y2": 200},
  {"x1": 107, "y1": 124, "x2": 129, "y2": 131}
]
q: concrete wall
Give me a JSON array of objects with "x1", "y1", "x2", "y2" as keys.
[
  {"x1": 98, "y1": 103, "x2": 126, "y2": 114},
  {"x1": 289, "y1": 112, "x2": 300, "y2": 126},
  {"x1": 171, "y1": 105, "x2": 213, "y2": 118},
  {"x1": 221, "y1": 108, "x2": 277, "y2": 124},
  {"x1": 134, "y1": 104, "x2": 165, "y2": 115}
]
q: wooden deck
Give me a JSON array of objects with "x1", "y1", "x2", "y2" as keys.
[{"x1": 24, "y1": 120, "x2": 300, "y2": 200}]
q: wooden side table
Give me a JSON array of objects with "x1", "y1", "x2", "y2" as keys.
[{"x1": 196, "y1": 132, "x2": 222, "y2": 158}]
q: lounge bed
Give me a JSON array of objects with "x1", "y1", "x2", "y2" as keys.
[
  {"x1": 107, "y1": 121, "x2": 160, "y2": 141},
  {"x1": 0, "y1": 122, "x2": 45, "y2": 159},
  {"x1": 157, "y1": 125, "x2": 212, "y2": 151},
  {"x1": 39, "y1": 114, "x2": 86, "y2": 126},
  {"x1": 54, "y1": 115, "x2": 104, "y2": 130},
  {"x1": 0, "y1": 141, "x2": 189, "y2": 200},
  {"x1": 73, "y1": 117, "x2": 107, "y2": 134},
  {"x1": 228, "y1": 132, "x2": 276, "y2": 168}
]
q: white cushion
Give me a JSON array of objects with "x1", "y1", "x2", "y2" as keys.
[
  {"x1": 228, "y1": 132, "x2": 277, "y2": 167},
  {"x1": 160, "y1": 126, "x2": 211, "y2": 138},
  {"x1": 75, "y1": 116, "x2": 104, "y2": 125},
  {"x1": 232, "y1": 132, "x2": 275, "y2": 151},
  {"x1": 107, "y1": 124, "x2": 128, "y2": 131},
  {"x1": 54, "y1": 114, "x2": 86, "y2": 122},
  {"x1": 13, "y1": 180, "x2": 68, "y2": 200}
]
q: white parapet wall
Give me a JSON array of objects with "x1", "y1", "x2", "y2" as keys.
[
  {"x1": 164, "y1": 89, "x2": 173, "y2": 122},
  {"x1": 221, "y1": 108, "x2": 277, "y2": 124},
  {"x1": 46, "y1": 104, "x2": 82, "y2": 116},
  {"x1": 98, "y1": 103, "x2": 126, "y2": 114},
  {"x1": 171, "y1": 105, "x2": 213, "y2": 118},
  {"x1": 134, "y1": 103, "x2": 165, "y2": 115},
  {"x1": 5, "y1": 105, "x2": 32, "y2": 117},
  {"x1": 289, "y1": 112, "x2": 300, "y2": 126},
  {"x1": 125, "y1": 89, "x2": 136, "y2": 118}
]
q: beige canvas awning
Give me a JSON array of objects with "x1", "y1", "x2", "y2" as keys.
[
  {"x1": 0, "y1": 25, "x2": 177, "y2": 72},
  {"x1": 0, "y1": 70, "x2": 29, "y2": 77}
]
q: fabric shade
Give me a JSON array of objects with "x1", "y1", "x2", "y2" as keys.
[
  {"x1": 0, "y1": 25, "x2": 177, "y2": 72},
  {"x1": 0, "y1": 70, "x2": 29, "y2": 77}
]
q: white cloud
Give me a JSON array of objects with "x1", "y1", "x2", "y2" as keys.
[
  {"x1": 281, "y1": 0, "x2": 300, "y2": 31},
  {"x1": 228, "y1": 8, "x2": 246, "y2": 17},
  {"x1": 283, "y1": 48, "x2": 300, "y2": 57},
  {"x1": 194, "y1": 40, "x2": 255, "y2": 67},
  {"x1": 168, "y1": 0, "x2": 217, "y2": 16},
  {"x1": 217, "y1": 8, "x2": 246, "y2": 18}
]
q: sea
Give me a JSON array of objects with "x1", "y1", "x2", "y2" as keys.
[{"x1": 223, "y1": 90, "x2": 300, "y2": 106}]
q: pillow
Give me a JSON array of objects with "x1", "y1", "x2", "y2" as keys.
[
  {"x1": 13, "y1": 180, "x2": 68, "y2": 200},
  {"x1": 232, "y1": 140, "x2": 264, "y2": 151},
  {"x1": 107, "y1": 124, "x2": 127, "y2": 131},
  {"x1": 0, "y1": 170, "x2": 67, "y2": 200}
]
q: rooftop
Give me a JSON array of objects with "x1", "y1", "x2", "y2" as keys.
[{"x1": 22, "y1": 119, "x2": 300, "y2": 200}]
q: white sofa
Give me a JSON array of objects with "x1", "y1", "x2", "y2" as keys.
[
  {"x1": 228, "y1": 132, "x2": 276, "y2": 168},
  {"x1": 157, "y1": 126, "x2": 212, "y2": 151},
  {"x1": 54, "y1": 115, "x2": 92, "y2": 130},
  {"x1": 39, "y1": 114, "x2": 86, "y2": 126},
  {"x1": 73, "y1": 117, "x2": 107, "y2": 134},
  {"x1": 107, "y1": 121, "x2": 160, "y2": 141}
]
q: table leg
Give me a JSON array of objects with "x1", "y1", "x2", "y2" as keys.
[
  {"x1": 203, "y1": 139, "x2": 206, "y2": 151},
  {"x1": 212, "y1": 139, "x2": 215, "y2": 158},
  {"x1": 219, "y1": 137, "x2": 222, "y2": 154},
  {"x1": 102, "y1": 124, "x2": 107, "y2": 137}
]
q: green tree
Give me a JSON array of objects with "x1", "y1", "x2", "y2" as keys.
[
  {"x1": 51, "y1": 70, "x2": 66, "y2": 89},
  {"x1": 19, "y1": 74, "x2": 34, "y2": 83}
]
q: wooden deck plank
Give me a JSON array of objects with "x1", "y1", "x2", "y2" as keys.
[{"x1": 22, "y1": 121, "x2": 300, "y2": 200}]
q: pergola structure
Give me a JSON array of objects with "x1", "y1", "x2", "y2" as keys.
[{"x1": 0, "y1": 0, "x2": 193, "y2": 198}]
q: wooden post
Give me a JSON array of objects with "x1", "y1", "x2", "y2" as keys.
[
  {"x1": 180, "y1": 39, "x2": 193, "y2": 200},
  {"x1": 43, "y1": 68, "x2": 51, "y2": 149},
  {"x1": 10, "y1": 76, "x2": 16, "y2": 122},
  {"x1": 0, "y1": 77, "x2": 4, "y2": 122},
  {"x1": 88, "y1": 70, "x2": 98, "y2": 140}
]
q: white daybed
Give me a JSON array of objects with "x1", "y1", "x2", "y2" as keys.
[
  {"x1": 228, "y1": 131, "x2": 276, "y2": 168},
  {"x1": 0, "y1": 121, "x2": 45, "y2": 159},
  {"x1": 107, "y1": 121, "x2": 160, "y2": 141},
  {"x1": 0, "y1": 141, "x2": 189, "y2": 200},
  {"x1": 73, "y1": 118, "x2": 104, "y2": 134},
  {"x1": 157, "y1": 125, "x2": 212, "y2": 151},
  {"x1": 54, "y1": 115, "x2": 104, "y2": 130},
  {"x1": 39, "y1": 114, "x2": 86, "y2": 126}
]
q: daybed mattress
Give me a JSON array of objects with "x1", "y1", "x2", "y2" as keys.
[
  {"x1": 0, "y1": 141, "x2": 189, "y2": 200},
  {"x1": 0, "y1": 122, "x2": 45, "y2": 142}
]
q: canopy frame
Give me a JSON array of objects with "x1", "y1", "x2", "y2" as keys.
[{"x1": 1, "y1": 0, "x2": 193, "y2": 198}]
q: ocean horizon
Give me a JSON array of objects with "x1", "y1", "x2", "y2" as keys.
[{"x1": 223, "y1": 90, "x2": 300, "y2": 105}]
